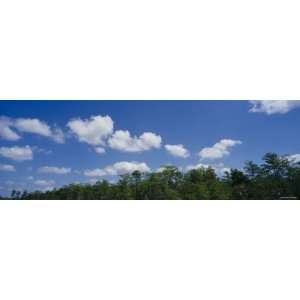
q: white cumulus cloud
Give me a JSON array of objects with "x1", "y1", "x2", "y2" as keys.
[
  {"x1": 157, "y1": 165, "x2": 183, "y2": 172},
  {"x1": 165, "y1": 144, "x2": 189, "y2": 158},
  {"x1": 34, "y1": 179, "x2": 55, "y2": 191},
  {"x1": 0, "y1": 117, "x2": 21, "y2": 141},
  {"x1": 34, "y1": 179, "x2": 55, "y2": 187},
  {"x1": 15, "y1": 118, "x2": 52, "y2": 136},
  {"x1": 249, "y1": 100, "x2": 300, "y2": 115},
  {"x1": 84, "y1": 161, "x2": 151, "y2": 177},
  {"x1": 67, "y1": 115, "x2": 113, "y2": 146},
  {"x1": 186, "y1": 163, "x2": 210, "y2": 171},
  {"x1": 0, "y1": 145, "x2": 33, "y2": 161},
  {"x1": 52, "y1": 127, "x2": 65, "y2": 143},
  {"x1": 95, "y1": 147, "x2": 105, "y2": 154},
  {"x1": 0, "y1": 116, "x2": 65, "y2": 143},
  {"x1": 108, "y1": 130, "x2": 162, "y2": 152},
  {"x1": 38, "y1": 166, "x2": 71, "y2": 174},
  {"x1": 84, "y1": 169, "x2": 107, "y2": 177},
  {"x1": 286, "y1": 154, "x2": 300, "y2": 164},
  {"x1": 89, "y1": 178, "x2": 99, "y2": 184},
  {"x1": 0, "y1": 164, "x2": 16, "y2": 172},
  {"x1": 198, "y1": 139, "x2": 242, "y2": 160}
]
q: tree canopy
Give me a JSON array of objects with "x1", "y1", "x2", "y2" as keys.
[{"x1": 3, "y1": 153, "x2": 300, "y2": 200}]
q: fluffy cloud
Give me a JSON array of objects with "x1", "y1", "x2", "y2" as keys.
[
  {"x1": 84, "y1": 169, "x2": 107, "y2": 177},
  {"x1": 15, "y1": 118, "x2": 65, "y2": 143},
  {"x1": 0, "y1": 116, "x2": 65, "y2": 143},
  {"x1": 0, "y1": 145, "x2": 33, "y2": 161},
  {"x1": 286, "y1": 154, "x2": 300, "y2": 164},
  {"x1": 198, "y1": 139, "x2": 242, "y2": 160},
  {"x1": 34, "y1": 179, "x2": 55, "y2": 186},
  {"x1": 212, "y1": 163, "x2": 231, "y2": 176},
  {"x1": 156, "y1": 167, "x2": 166, "y2": 172},
  {"x1": 108, "y1": 130, "x2": 162, "y2": 152},
  {"x1": 34, "y1": 179, "x2": 55, "y2": 191},
  {"x1": 38, "y1": 166, "x2": 71, "y2": 174},
  {"x1": 52, "y1": 128, "x2": 65, "y2": 144},
  {"x1": 0, "y1": 164, "x2": 16, "y2": 172},
  {"x1": 84, "y1": 161, "x2": 151, "y2": 177},
  {"x1": 15, "y1": 118, "x2": 52, "y2": 136},
  {"x1": 156, "y1": 165, "x2": 183, "y2": 172},
  {"x1": 67, "y1": 114, "x2": 162, "y2": 154},
  {"x1": 186, "y1": 163, "x2": 210, "y2": 171},
  {"x1": 40, "y1": 186, "x2": 55, "y2": 192},
  {"x1": 95, "y1": 147, "x2": 105, "y2": 154},
  {"x1": 165, "y1": 144, "x2": 189, "y2": 158},
  {"x1": 0, "y1": 117, "x2": 21, "y2": 141},
  {"x1": 249, "y1": 100, "x2": 300, "y2": 115},
  {"x1": 67, "y1": 115, "x2": 113, "y2": 146},
  {"x1": 89, "y1": 178, "x2": 99, "y2": 184}
]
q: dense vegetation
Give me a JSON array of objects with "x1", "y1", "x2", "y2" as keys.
[{"x1": 4, "y1": 153, "x2": 300, "y2": 200}]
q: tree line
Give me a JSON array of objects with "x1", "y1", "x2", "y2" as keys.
[{"x1": 4, "y1": 153, "x2": 300, "y2": 200}]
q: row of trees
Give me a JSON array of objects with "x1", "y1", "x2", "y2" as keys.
[{"x1": 5, "y1": 153, "x2": 300, "y2": 200}]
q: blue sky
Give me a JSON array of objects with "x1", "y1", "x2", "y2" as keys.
[{"x1": 1, "y1": 100, "x2": 300, "y2": 196}]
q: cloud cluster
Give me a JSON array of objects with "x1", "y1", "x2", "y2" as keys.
[
  {"x1": 198, "y1": 139, "x2": 242, "y2": 160},
  {"x1": 165, "y1": 144, "x2": 189, "y2": 158},
  {"x1": 1, "y1": 114, "x2": 163, "y2": 158},
  {"x1": 0, "y1": 116, "x2": 65, "y2": 143},
  {"x1": 0, "y1": 164, "x2": 16, "y2": 172},
  {"x1": 0, "y1": 145, "x2": 33, "y2": 161},
  {"x1": 67, "y1": 115, "x2": 163, "y2": 154},
  {"x1": 38, "y1": 166, "x2": 71, "y2": 174},
  {"x1": 108, "y1": 130, "x2": 162, "y2": 152},
  {"x1": 67, "y1": 115, "x2": 114, "y2": 145},
  {"x1": 0, "y1": 112, "x2": 250, "y2": 190},
  {"x1": 249, "y1": 100, "x2": 300, "y2": 115},
  {"x1": 84, "y1": 161, "x2": 151, "y2": 177}
]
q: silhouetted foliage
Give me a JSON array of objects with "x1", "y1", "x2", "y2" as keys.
[{"x1": 8, "y1": 153, "x2": 300, "y2": 200}]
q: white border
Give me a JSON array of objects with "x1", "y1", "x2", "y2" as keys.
[
  {"x1": 0, "y1": 0, "x2": 300, "y2": 100},
  {"x1": 1, "y1": 200, "x2": 300, "y2": 300}
]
